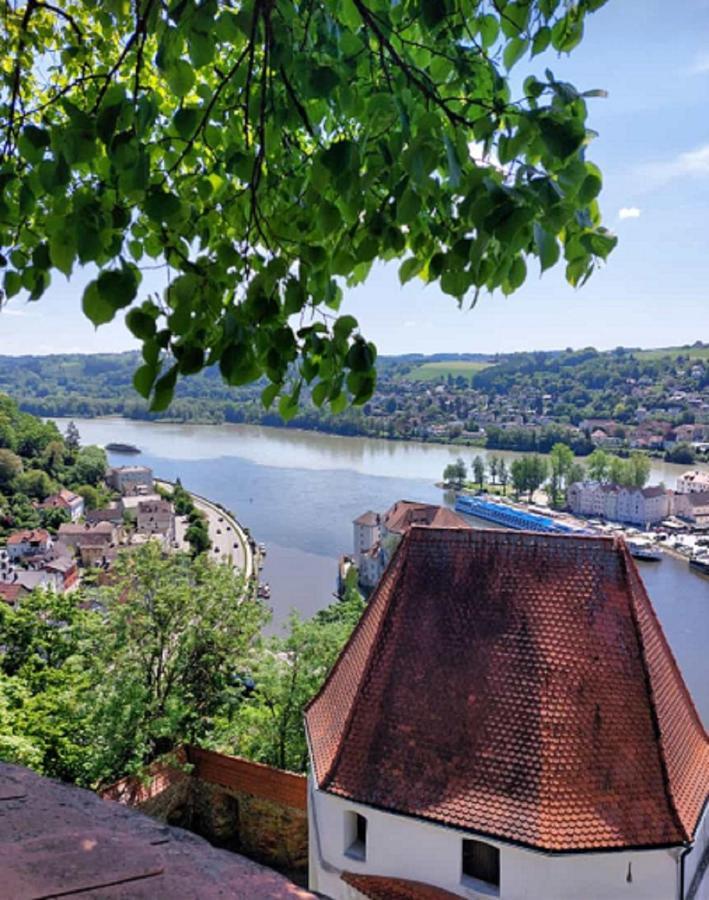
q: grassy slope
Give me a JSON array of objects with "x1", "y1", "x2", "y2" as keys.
[
  {"x1": 407, "y1": 360, "x2": 494, "y2": 381},
  {"x1": 633, "y1": 345, "x2": 709, "y2": 361}
]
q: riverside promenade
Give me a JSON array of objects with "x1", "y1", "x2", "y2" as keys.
[{"x1": 156, "y1": 479, "x2": 257, "y2": 580}]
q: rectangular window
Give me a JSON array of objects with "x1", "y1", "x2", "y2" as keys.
[
  {"x1": 344, "y1": 811, "x2": 367, "y2": 861},
  {"x1": 462, "y1": 839, "x2": 499, "y2": 888}
]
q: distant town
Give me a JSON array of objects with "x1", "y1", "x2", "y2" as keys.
[{"x1": 0, "y1": 344, "x2": 707, "y2": 464}]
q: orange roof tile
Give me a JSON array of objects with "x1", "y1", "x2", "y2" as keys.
[
  {"x1": 383, "y1": 501, "x2": 470, "y2": 535},
  {"x1": 342, "y1": 872, "x2": 462, "y2": 899},
  {"x1": 305, "y1": 528, "x2": 709, "y2": 852}
]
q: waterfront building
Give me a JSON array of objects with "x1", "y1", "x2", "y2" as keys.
[
  {"x1": 106, "y1": 465, "x2": 154, "y2": 495},
  {"x1": 306, "y1": 528, "x2": 709, "y2": 900},
  {"x1": 677, "y1": 470, "x2": 709, "y2": 494},
  {"x1": 568, "y1": 481, "x2": 672, "y2": 527},
  {"x1": 119, "y1": 492, "x2": 161, "y2": 521},
  {"x1": 353, "y1": 502, "x2": 469, "y2": 590}
]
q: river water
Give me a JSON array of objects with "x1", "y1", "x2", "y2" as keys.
[{"x1": 53, "y1": 417, "x2": 709, "y2": 726}]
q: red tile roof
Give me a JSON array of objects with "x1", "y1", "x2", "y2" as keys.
[
  {"x1": 305, "y1": 528, "x2": 709, "y2": 852},
  {"x1": 383, "y1": 501, "x2": 470, "y2": 535},
  {"x1": 0, "y1": 762, "x2": 313, "y2": 898},
  {"x1": 0, "y1": 583, "x2": 26, "y2": 604},
  {"x1": 341, "y1": 872, "x2": 462, "y2": 899},
  {"x1": 355, "y1": 511, "x2": 380, "y2": 527},
  {"x1": 6, "y1": 529, "x2": 50, "y2": 545}
]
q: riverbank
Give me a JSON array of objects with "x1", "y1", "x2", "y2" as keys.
[{"x1": 156, "y1": 479, "x2": 259, "y2": 582}]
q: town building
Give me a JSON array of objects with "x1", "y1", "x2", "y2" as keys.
[
  {"x1": 38, "y1": 488, "x2": 85, "y2": 522},
  {"x1": 106, "y1": 465, "x2": 154, "y2": 495},
  {"x1": 305, "y1": 528, "x2": 709, "y2": 900},
  {"x1": 119, "y1": 493, "x2": 162, "y2": 521},
  {"x1": 673, "y1": 490, "x2": 709, "y2": 526},
  {"x1": 42, "y1": 557, "x2": 79, "y2": 593},
  {"x1": 677, "y1": 470, "x2": 709, "y2": 494},
  {"x1": 136, "y1": 499, "x2": 175, "y2": 542},
  {"x1": 86, "y1": 506, "x2": 124, "y2": 527},
  {"x1": 353, "y1": 502, "x2": 470, "y2": 590},
  {"x1": 0, "y1": 582, "x2": 27, "y2": 606},
  {"x1": 58, "y1": 522, "x2": 117, "y2": 567},
  {"x1": 567, "y1": 481, "x2": 672, "y2": 526},
  {"x1": 5, "y1": 529, "x2": 52, "y2": 562}
]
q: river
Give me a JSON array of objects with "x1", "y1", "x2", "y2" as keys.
[{"x1": 52, "y1": 417, "x2": 709, "y2": 726}]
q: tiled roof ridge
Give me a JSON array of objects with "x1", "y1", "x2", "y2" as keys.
[
  {"x1": 304, "y1": 533, "x2": 408, "y2": 788},
  {"x1": 618, "y1": 541, "x2": 689, "y2": 844},
  {"x1": 620, "y1": 541, "x2": 708, "y2": 841}
]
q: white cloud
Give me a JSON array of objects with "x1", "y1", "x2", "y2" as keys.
[
  {"x1": 637, "y1": 143, "x2": 709, "y2": 187},
  {"x1": 618, "y1": 207, "x2": 641, "y2": 220},
  {"x1": 0, "y1": 304, "x2": 36, "y2": 318}
]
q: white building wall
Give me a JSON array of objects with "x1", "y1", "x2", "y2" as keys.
[
  {"x1": 684, "y1": 803, "x2": 709, "y2": 899},
  {"x1": 309, "y1": 784, "x2": 681, "y2": 900}
]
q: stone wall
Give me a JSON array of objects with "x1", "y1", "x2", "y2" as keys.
[{"x1": 102, "y1": 745, "x2": 308, "y2": 875}]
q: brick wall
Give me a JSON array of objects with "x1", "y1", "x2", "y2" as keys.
[{"x1": 102, "y1": 746, "x2": 308, "y2": 873}]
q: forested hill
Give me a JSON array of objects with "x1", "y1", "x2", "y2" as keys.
[{"x1": 0, "y1": 345, "x2": 706, "y2": 447}]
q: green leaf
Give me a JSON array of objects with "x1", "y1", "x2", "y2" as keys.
[
  {"x1": 126, "y1": 308, "x2": 156, "y2": 339},
  {"x1": 533, "y1": 223, "x2": 560, "y2": 272},
  {"x1": 188, "y1": 31, "x2": 215, "y2": 68},
  {"x1": 532, "y1": 26, "x2": 552, "y2": 56},
  {"x1": 397, "y1": 188, "x2": 421, "y2": 225},
  {"x1": 145, "y1": 189, "x2": 183, "y2": 223},
  {"x1": 82, "y1": 280, "x2": 116, "y2": 326},
  {"x1": 503, "y1": 37, "x2": 529, "y2": 70},
  {"x1": 48, "y1": 231, "x2": 76, "y2": 276},
  {"x1": 97, "y1": 266, "x2": 139, "y2": 310},
  {"x1": 311, "y1": 381, "x2": 329, "y2": 408},
  {"x1": 578, "y1": 171, "x2": 602, "y2": 204},
  {"x1": 308, "y1": 66, "x2": 340, "y2": 98},
  {"x1": 174, "y1": 106, "x2": 200, "y2": 139},
  {"x1": 166, "y1": 60, "x2": 195, "y2": 98},
  {"x1": 261, "y1": 382, "x2": 280, "y2": 409},
  {"x1": 133, "y1": 363, "x2": 157, "y2": 398},
  {"x1": 399, "y1": 257, "x2": 423, "y2": 285},
  {"x1": 421, "y1": 0, "x2": 448, "y2": 29},
  {"x1": 151, "y1": 366, "x2": 178, "y2": 411},
  {"x1": 478, "y1": 14, "x2": 499, "y2": 48},
  {"x1": 3, "y1": 271, "x2": 21, "y2": 298},
  {"x1": 538, "y1": 116, "x2": 585, "y2": 159}
]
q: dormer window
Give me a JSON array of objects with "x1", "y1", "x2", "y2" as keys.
[
  {"x1": 462, "y1": 838, "x2": 499, "y2": 891},
  {"x1": 344, "y1": 811, "x2": 367, "y2": 861}
]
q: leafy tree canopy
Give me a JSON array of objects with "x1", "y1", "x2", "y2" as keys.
[{"x1": 1, "y1": 0, "x2": 612, "y2": 415}]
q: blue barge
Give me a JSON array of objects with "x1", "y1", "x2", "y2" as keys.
[{"x1": 455, "y1": 495, "x2": 575, "y2": 534}]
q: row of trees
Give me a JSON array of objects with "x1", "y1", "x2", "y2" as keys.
[
  {"x1": 0, "y1": 544, "x2": 364, "y2": 786},
  {"x1": 442, "y1": 445, "x2": 653, "y2": 506}
]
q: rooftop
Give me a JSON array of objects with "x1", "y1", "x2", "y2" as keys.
[
  {"x1": 341, "y1": 872, "x2": 462, "y2": 899},
  {"x1": 6, "y1": 529, "x2": 51, "y2": 546},
  {"x1": 0, "y1": 762, "x2": 313, "y2": 898},
  {"x1": 305, "y1": 527, "x2": 709, "y2": 853},
  {"x1": 383, "y1": 500, "x2": 470, "y2": 535}
]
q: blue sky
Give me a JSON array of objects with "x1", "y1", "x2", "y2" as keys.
[{"x1": 1, "y1": 0, "x2": 708, "y2": 356}]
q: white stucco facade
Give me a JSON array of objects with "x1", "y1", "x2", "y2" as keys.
[{"x1": 309, "y1": 782, "x2": 707, "y2": 900}]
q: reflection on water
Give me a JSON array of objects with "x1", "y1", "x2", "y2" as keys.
[{"x1": 51, "y1": 418, "x2": 709, "y2": 726}]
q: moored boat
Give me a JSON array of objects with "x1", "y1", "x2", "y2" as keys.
[
  {"x1": 689, "y1": 554, "x2": 709, "y2": 575},
  {"x1": 627, "y1": 540, "x2": 662, "y2": 561},
  {"x1": 105, "y1": 442, "x2": 141, "y2": 454}
]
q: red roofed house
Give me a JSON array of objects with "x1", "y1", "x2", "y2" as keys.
[
  {"x1": 39, "y1": 488, "x2": 85, "y2": 522},
  {"x1": 305, "y1": 528, "x2": 709, "y2": 900},
  {"x1": 5, "y1": 529, "x2": 52, "y2": 562},
  {"x1": 354, "y1": 502, "x2": 470, "y2": 591}
]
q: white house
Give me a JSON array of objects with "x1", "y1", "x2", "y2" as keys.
[
  {"x1": 39, "y1": 488, "x2": 85, "y2": 522},
  {"x1": 137, "y1": 499, "x2": 175, "y2": 542},
  {"x1": 568, "y1": 482, "x2": 671, "y2": 526},
  {"x1": 5, "y1": 529, "x2": 53, "y2": 562},
  {"x1": 305, "y1": 527, "x2": 709, "y2": 900},
  {"x1": 677, "y1": 470, "x2": 709, "y2": 494}
]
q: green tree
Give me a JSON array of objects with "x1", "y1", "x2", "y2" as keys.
[
  {"x1": 498, "y1": 459, "x2": 509, "y2": 496},
  {"x1": 548, "y1": 442, "x2": 574, "y2": 507},
  {"x1": 472, "y1": 455, "x2": 486, "y2": 491},
  {"x1": 83, "y1": 545, "x2": 267, "y2": 785},
  {"x1": 443, "y1": 457, "x2": 467, "y2": 488},
  {"x1": 0, "y1": 448, "x2": 22, "y2": 491},
  {"x1": 16, "y1": 468, "x2": 55, "y2": 501},
  {"x1": 627, "y1": 451, "x2": 651, "y2": 488},
  {"x1": 65, "y1": 421, "x2": 81, "y2": 454},
  {"x1": 489, "y1": 455, "x2": 499, "y2": 485},
  {"x1": 587, "y1": 448, "x2": 610, "y2": 482},
  {"x1": 68, "y1": 446, "x2": 108, "y2": 487},
  {"x1": 219, "y1": 587, "x2": 364, "y2": 772},
  {"x1": 1, "y1": 0, "x2": 612, "y2": 414}
]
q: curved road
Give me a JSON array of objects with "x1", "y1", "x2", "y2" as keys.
[{"x1": 157, "y1": 480, "x2": 257, "y2": 580}]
